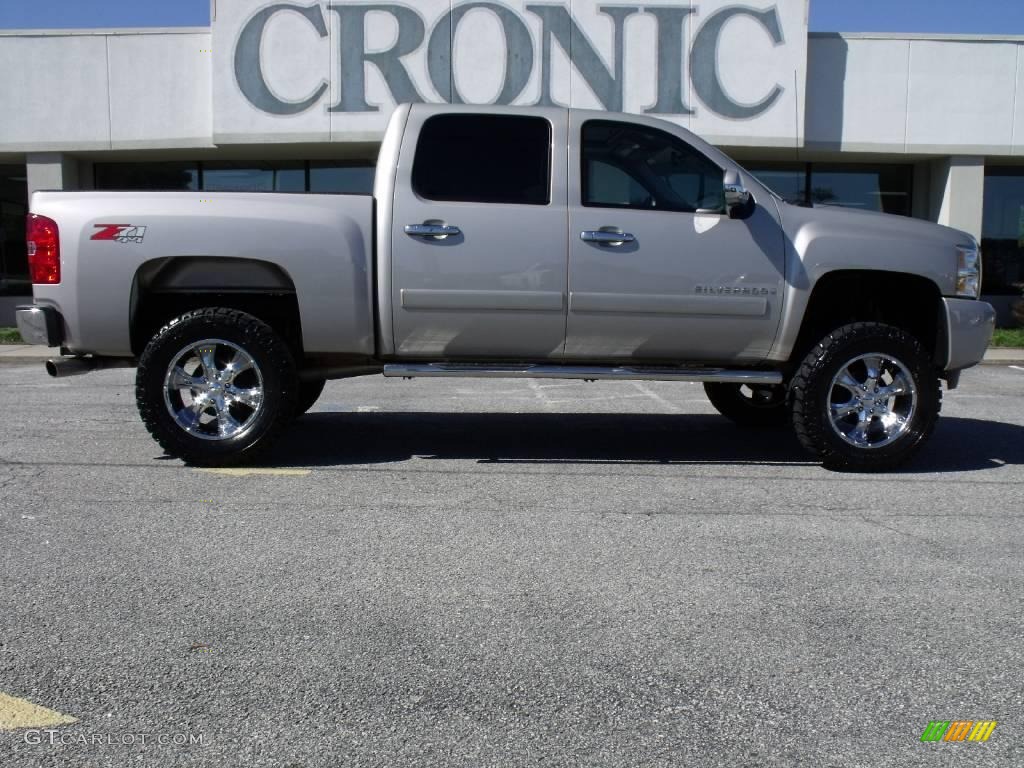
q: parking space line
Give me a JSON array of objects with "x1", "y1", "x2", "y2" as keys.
[
  {"x1": 632, "y1": 382, "x2": 683, "y2": 412},
  {"x1": 546, "y1": 394, "x2": 647, "y2": 405},
  {"x1": 1010, "y1": 365, "x2": 1024, "y2": 372},
  {"x1": 195, "y1": 468, "x2": 311, "y2": 477},
  {"x1": 0, "y1": 692, "x2": 77, "y2": 731},
  {"x1": 527, "y1": 379, "x2": 555, "y2": 408}
]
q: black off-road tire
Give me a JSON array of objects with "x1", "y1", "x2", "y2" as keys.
[
  {"x1": 297, "y1": 378, "x2": 326, "y2": 415},
  {"x1": 136, "y1": 307, "x2": 299, "y2": 466},
  {"x1": 790, "y1": 322, "x2": 941, "y2": 472},
  {"x1": 704, "y1": 382, "x2": 788, "y2": 428}
]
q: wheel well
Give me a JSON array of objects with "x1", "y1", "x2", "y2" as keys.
[
  {"x1": 791, "y1": 271, "x2": 944, "y2": 366},
  {"x1": 130, "y1": 257, "x2": 303, "y2": 357}
]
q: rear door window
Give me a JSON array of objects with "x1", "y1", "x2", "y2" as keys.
[{"x1": 412, "y1": 114, "x2": 552, "y2": 206}]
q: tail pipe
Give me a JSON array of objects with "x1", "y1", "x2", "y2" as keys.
[{"x1": 46, "y1": 357, "x2": 135, "y2": 378}]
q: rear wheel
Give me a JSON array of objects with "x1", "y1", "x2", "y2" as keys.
[
  {"x1": 790, "y1": 322, "x2": 940, "y2": 472},
  {"x1": 136, "y1": 308, "x2": 299, "y2": 466},
  {"x1": 703, "y1": 382, "x2": 788, "y2": 428}
]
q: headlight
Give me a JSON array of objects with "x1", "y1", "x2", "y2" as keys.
[{"x1": 956, "y1": 242, "x2": 981, "y2": 298}]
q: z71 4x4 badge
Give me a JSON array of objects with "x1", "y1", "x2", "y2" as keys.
[{"x1": 91, "y1": 224, "x2": 147, "y2": 244}]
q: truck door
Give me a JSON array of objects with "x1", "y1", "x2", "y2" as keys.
[
  {"x1": 390, "y1": 110, "x2": 569, "y2": 359},
  {"x1": 565, "y1": 116, "x2": 786, "y2": 363}
]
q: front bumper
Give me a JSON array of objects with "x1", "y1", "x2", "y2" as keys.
[
  {"x1": 15, "y1": 305, "x2": 64, "y2": 348},
  {"x1": 942, "y1": 298, "x2": 996, "y2": 371}
]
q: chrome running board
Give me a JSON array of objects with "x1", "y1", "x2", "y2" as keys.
[{"x1": 383, "y1": 363, "x2": 782, "y2": 385}]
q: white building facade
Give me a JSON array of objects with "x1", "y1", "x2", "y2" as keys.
[{"x1": 1, "y1": 0, "x2": 1022, "y2": 321}]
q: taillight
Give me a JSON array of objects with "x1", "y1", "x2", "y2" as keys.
[{"x1": 27, "y1": 214, "x2": 61, "y2": 285}]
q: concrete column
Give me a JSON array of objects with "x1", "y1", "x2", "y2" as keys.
[
  {"x1": 25, "y1": 153, "x2": 80, "y2": 197},
  {"x1": 912, "y1": 161, "x2": 931, "y2": 220},
  {"x1": 928, "y1": 156, "x2": 984, "y2": 240}
]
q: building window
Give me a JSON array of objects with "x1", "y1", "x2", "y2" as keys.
[
  {"x1": 94, "y1": 163, "x2": 199, "y2": 191},
  {"x1": 96, "y1": 161, "x2": 376, "y2": 195},
  {"x1": 0, "y1": 165, "x2": 29, "y2": 295},
  {"x1": 201, "y1": 162, "x2": 305, "y2": 193},
  {"x1": 982, "y1": 167, "x2": 1024, "y2": 295},
  {"x1": 810, "y1": 165, "x2": 913, "y2": 216},
  {"x1": 309, "y1": 163, "x2": 375, "y2": 195},
  {"x1": 745, "y1": 163, "x2": 807, "y2": 207},
  {"x1": 746, "y1": 163, "x2": 914, "y2": 217},
  {"x1": 412, "y1": 114, "x2": 552, "y2": 206}
]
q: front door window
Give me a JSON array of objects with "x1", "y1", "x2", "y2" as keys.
[{"x1": 582, "y1": 120, "x2": 724, "y2": 214}]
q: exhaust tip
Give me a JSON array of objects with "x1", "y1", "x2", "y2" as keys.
[
  {"x1": 46, "y1": 357, "x2": 96, "y2": 378},
  {"x1": 45, "y1": 356, "x2": 134, "y2": 378}
]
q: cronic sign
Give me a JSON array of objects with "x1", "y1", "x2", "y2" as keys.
[{"x1": 214, "y1": 1, "x2": 808, "y2": 142}]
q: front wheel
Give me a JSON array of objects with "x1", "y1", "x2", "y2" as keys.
[
  {"x1": 790, "y1": 322, "x2": 941, "y2": 472},
  {"x1": 136, "y1": 308, "x2": 299, "y2": 466}
]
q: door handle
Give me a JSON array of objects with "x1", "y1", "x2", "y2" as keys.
[
  {"x1": 405, "y1": 223, "x2": 461, "y2": 240},
  {"x1": 581, "y1": 229, "x2": 636, "y2": 246}
]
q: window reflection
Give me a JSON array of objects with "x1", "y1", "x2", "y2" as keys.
[
  {"x1": 309, "y1": 164, "x2": 375, "y2": 195},
  {"x1": 746, "y1": 164, "x2": 806, "y2": 206},
  {"x1": 0, "y1": 165, "x2": 29, "y2": 294},
  {"x1": 810, "y1": 166, "x2": 913, "y2": 216},
  {"x1": 202, "y1": 163, "x2": 304, "y2": 193},
  {"x1": 94, "y1": 162, "x2": 198, "y2": 191},
  {"x1": 95, "y1": 161, "x2": 376, "y2": 195},
  {"x1": 745, "y1": 163, "x2": 913, "y2": 217},
  {"x1": 982, "y1": 168, "x2": 1024, "y2": 295},
  {"x1": 582, "y1": 120, "x2": 724, "y2": 213}
]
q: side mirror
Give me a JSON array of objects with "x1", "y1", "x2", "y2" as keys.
[{"x1": 723, "y1": 169, "x2": 752, "y2": 219}]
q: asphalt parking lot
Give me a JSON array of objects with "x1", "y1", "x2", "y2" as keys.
[{"x1": 1, "y1": 362, "x2": 1022, "y2": 767}]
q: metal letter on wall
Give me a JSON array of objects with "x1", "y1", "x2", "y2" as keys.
[
  {"x1": 643, "y1": 6, "x2": 696, "y2": 115},
  {"x1": 219, "y1": 1, "x2": 809, "y2": 145},
  {"x1": 234, "y1": 2, "x2": 329, "y2": 115},
  {"x1": 428, "y1": 3, "x2": 534, "y2": 105},
  {"x1": 327, "y1": 3, "x2": 428, "y2": 112},
  {"x1": 527, "y1": 4, "x2": 639, "y2": 111},
  {"x1": 690, "y1": 5, "x2": 785, "y2": 119}
]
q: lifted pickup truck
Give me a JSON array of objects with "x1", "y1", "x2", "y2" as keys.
[{"x1": 18, "y1": 104, "x2": 994, "y2": 471}]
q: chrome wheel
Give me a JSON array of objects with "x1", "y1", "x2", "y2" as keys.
[
  {"x1": 827, "y1": 353, "x2": 917, "y2": 449},
  {"x1": 163, "y1": 339, "x2": 264, "y2": 441}
]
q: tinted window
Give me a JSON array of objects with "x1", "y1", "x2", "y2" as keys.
[
  {"x1": 982, "y1": 168, "x2": 1024, "y2": 295},
  {"x1": 95, "y1": 162, "x2": 199, "y2": 191},
  {"x1": 412, "y1": 115, "x2": 551, "y2": 205},
  {"x1": 202, "y1": 162, "x2": 305, "y2": 193},
  {"x1": 747, "y1": 163, "x2": 807, "y2": 206},
  {"x1": 95, "y1": 161, "x2": 377, "y2": 195},
  {"x1": 582, "y1": 121, "x2": 724, "y2": 213},
  {"x1": 0, "y1": 164, "x2": 28, "y2": 293},
  {"x1": 309, "y1": 163, "x2": 375, "y2": 194},
  {"x1": 809, "y1": 165, "x2": 913, "y2": 216}
]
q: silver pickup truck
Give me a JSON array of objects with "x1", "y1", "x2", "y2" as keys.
[{"x1": 18, "y1": 104, "x2": 995, "y2": 471}]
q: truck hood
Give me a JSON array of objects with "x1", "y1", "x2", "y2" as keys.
[
  {"x1": 774, "y1": 201, "x2": 972, "y2": 297},
  {"x1": 778, "y1": 201, "x2": 975, "y2": 250}
]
